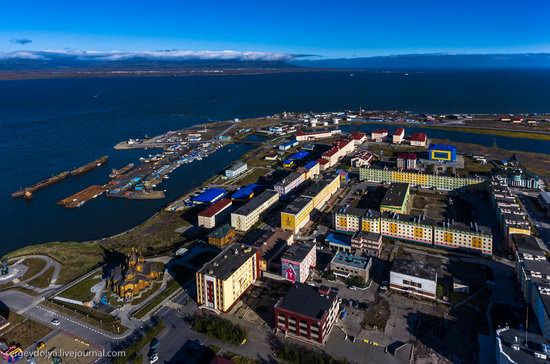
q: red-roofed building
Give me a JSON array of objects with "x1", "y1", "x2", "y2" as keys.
[
  {"x1": 318, "y1": 158, "x2": 330, "y2": 171},
  {"x1": 351, "y1": 132, "x2": 367, "y2": 145},
  {"x1": 396, "y1": 153, "x2": 418, "y2": 170},
  {"x1": 392, "y1": 128, "x2": 405, "y2": 144},
  {"x1": 371, "y1": 129, "x2": 388, "y2": 142},
  {"x1": 351, "y1": 151, "x2": 375, "y2": 167},
  {"x1": 321, "y1": 138, "x2": 356, "y2": 168},
  {"x1": 512, "y1": 116, "x2": 524, "y2": 124},
  {"x1": 198, "y1": 198, "x2": 233, "y2": 228},
  {"x1": 410, "y1": 132, "x2": 428, "y2": 147},
  {"x1": 295, "y1": 129, "x2": 342, "y2": 141}
]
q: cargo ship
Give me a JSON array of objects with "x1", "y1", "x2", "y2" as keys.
[
  {"x1": 11, "y1": 171, "x2": 70, "y2": 199},
  {"x1": 109, "y1": 163, "x2": 134, "y2": 179},
  {"x1": 70, "y1": 156, "x2": 108, "y2": 176},
  {"x1": 57, "y1": 185, "x2": 107, "y2": 208}
]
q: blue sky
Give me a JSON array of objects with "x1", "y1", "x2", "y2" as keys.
[{"x1": 1, "y1": 0, "x2": 549, "y2": 58}]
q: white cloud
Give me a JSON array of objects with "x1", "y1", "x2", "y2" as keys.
[{"x1": 0, "y1": 49, "x2": 297, "y2": 62}]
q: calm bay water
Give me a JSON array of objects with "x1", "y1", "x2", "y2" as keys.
[{"x1": 1, "y1": 70, "x2": 550, "y2": 254}]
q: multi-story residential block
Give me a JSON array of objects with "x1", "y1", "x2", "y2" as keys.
[
  {"x1": 390, "y1": 255, "x2": 438, "y2": 300},
  {"x1": 197, "y1": 198, "x2": 232, "y2": 228},
  {"x1": 225, "y1": 161, "x2": 248, "y2": 178},
  {"x1": 350, "y1": 132, "x2": 367, "y2": 145},
  {"x1": 380, "y1": 183, "x2": 410, "y2": 214},
  {"x1": 351, "y1": 231, "x2": 383, "y2": 257},
  {"x1": 281, "y1": 196, "x2": 314, "y2": 233},
  {"x1": 274, "y1": 172, "x2": 305, "y2": 195},
  {"x1": 320, "y1": 138, "x2": 356, "y2": 168},
  {"x1": 231, "y1": 190, "x2": 279, "y2": 232},
  {"x1": 359, "y1": 167, "x2": 484, "y2": 190},
  {"x1": 301, "y1": 174, "x2": 341, "y2": 210},
  {"x1": 432, "y1": 220, "x2": 493, "y2": 255},
  {"x1": 330, "y1": 252, "x2": 372, "y2": 283},
  {"x1": 281, "y1": 244, "x2": 316, "y2": 283},
  {"x1": 274, "y1": 284, "x2": 340, "y2": 345},
  {"x1": 196, "y1": 244, "x2": 259, "y2": 313},
  {"x1": 303, "y1": 160, "x2": 320, "y2": 179},
  {"x1": 381, "y1": 212, "x2": 434, "y2": 246}
]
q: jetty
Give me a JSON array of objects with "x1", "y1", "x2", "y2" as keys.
[
  {"x1": 57, "y1": 185, "x2": 108, "y2": 208},
  {"x1": 11, "y1": 171, "x2": 70, "y2": 199}
]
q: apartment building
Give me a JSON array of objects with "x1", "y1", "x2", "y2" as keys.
[
  {"x1": 301, "y1": 174, "x2": 341, "y2": 210},
  {"x1": 274, "y1": 172, "x2": 305, "y2": 195},
  {"x1": 230, "y1": 190, "x2": 279, "y2": 232},
  {"x1": 196, "y1": 244, "x2": 260, "y2": 313},
  {"x1": 359, "y1": 167, "x2": 484, "y2": 190},
  {"x1": 197, "y1": 198, "x2": 232, "y2": 228},
  {"x1": 281, "y1": 196, "x2": 314, "y2": 233},
  {"x1": 380, "y1": 183, "x2": 410, "y2": 214},
  {"x1": 281, "y1": 244, "x2": 316, "y2": 283},
  {"x1": 381, "y1": 212, "x2": 434, "y2": 246},
  {"x1": 433, "y1": 220, "x2": 493, "y2": 255},
  {"x1": 274, "y1": 284, "x2": 340, "y2": 345}
]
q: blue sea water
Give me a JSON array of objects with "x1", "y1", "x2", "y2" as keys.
[{"x1": 1, "y1": 70, "x2": 550, "y2": 254}]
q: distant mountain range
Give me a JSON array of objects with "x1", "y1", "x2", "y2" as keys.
[
  {"x1": 1, "y1": 51, "x2": 549, "y2": 79},
  {"x1": 292, "y1": 53, "x2": 550, "y2": 69}
]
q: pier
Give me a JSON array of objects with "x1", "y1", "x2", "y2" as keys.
[
  {"x1": 57, "y1": 185, "x2": 108, "y2": 208},
  {"x1": 11, "y1": 171, "x2": 70, "y2": 199}
]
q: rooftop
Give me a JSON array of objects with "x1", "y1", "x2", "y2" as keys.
[
  {"x1": 192, "y1": 188, "x2": 226, "y2": 203},
  {"x1": 282, "y1": 196, "x2": 313, "y2": 214},
  {"x1": 301, "y1": 176, "x2": 335, "y2": 198},
  {"x1": 391, "y1": 255, "x2": 439, "y2": 280},
  {"x1": 396, "y1": 153, "x2": 417, "y2": 160},
  {"x1": 198, "y1": 198, "x2": 232, "y2": 218},
  {"x1": 198, "y1": 243, "x2": 258, "y2": 280},
  {"x1": 331, "y1": 252, "x2": 371, "y2": 270},
  {"x1": 381, "y1": 211, "x2": 435, "y2": 225},
  {"x1": 394, "y1": 127, "x2": 405, "y2": 135},
  {"x1": 276, "y1": 172, "x2": 304, "y2": 188},
  {"x1": 352, "y1": 230, "x2": 382, "y2": 242},
  {"x1": 496, "y1": 326, "x2": 550, "y2": 364},
  {"x1": 281, "y1": 244, "x2": 314, "y2": 262},
  {"x1": 411, "y1": 132, "x2": 427, "y2": 142},
  {"x1": 232, "y1": 189, "x2": 278, "y2": 216},
  {"x1": 226, "y1": 161, "x2": 247, "y2": 172},
  {"x1": 208, "y1": 224, "x2": 234, "y2": 239},
  {"x1": 435, "y1": 219, "x2": 492, "y2": 235},
  {"x1": 381, "y1": 183, "x2": 410, "y2": 207},
  {"x1": 276, "y1": 283, "x2": 337, "y2": 321}
]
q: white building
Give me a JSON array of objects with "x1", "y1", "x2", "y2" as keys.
[
  {"x1": 392, "y1": 128, "x2": 405, "y2": 144},
  {"x1": 225, "y1": 162, "x2": 248, "y2": 178},
  {"x1": 230, "y1": 190, "x2": 279, "y2": 231},
  {"x1": 390, "y1": 256, "x2": 438, "y2": 300}
]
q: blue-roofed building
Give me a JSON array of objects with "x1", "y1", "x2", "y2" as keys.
[
  {"x1": 326, "y1": 232, "x2": 352, "y2": 253},
  {"x1": 428, "y1": 144, "x2": 457, "y2": 162},
  {"x1": 304, "y1": 160, "x2": 318, "y2": 171},
  {"x1": 289, "y1": 151, "x2": 310, "y2": 161},
  {"x1": 231, "y1": 184, "x2": 264, "y2": 201},
  {"x1": 192, "y1": 188, "x2": 226, "y2": 205}
]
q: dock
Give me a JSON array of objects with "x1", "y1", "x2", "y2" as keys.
[
  {"x1": 70, "y1": 156, "x2": 108, "y2": 176},
  {"x1": 11, "y1": 171, "x2": 70, "y2": 199},
  {"x1": 57, "y1": 185, "x2": 107, "y2": 208}
]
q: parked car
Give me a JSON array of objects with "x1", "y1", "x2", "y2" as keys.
[{"x1": 51, "y1": 319, "x2": 60, "y2": 326}]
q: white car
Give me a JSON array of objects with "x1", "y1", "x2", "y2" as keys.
[
  {"x1": 51, "y1": 319, "x2": 60, "y2": 326},
  {"x1": 149, "y1": 355, "x2": 159, "y2": 363}
]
